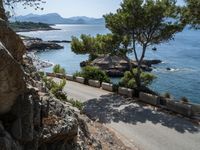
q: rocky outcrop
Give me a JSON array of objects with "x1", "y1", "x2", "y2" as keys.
[
  {"x1": 0, "y1": 42, "x2": 25, "y2": 115},
  {"x1": 25, "y1": 41, "x2": 64, "y2": 51},
  {"x1": 22, "y1": 37, "x2": 64, "y2": 51},
  {"x1": 48, "y1": 40, "x2": 71, "y2": 43},
  {"x1": 0, "y1": 19, "x2": 26, "y2": 62}
]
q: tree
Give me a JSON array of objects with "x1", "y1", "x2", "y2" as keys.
[
  {"x1": 182, "y1": 0, "x2": 200, "y2": 29},
  {"x1": 104, "y1": 0, "x2": 184, "y2": 89},
  {"x1": 71, "y1": 33, "x2": 132, "y2": 60},
  {"x1": 0, "y1": 0, "x2": 45, "y2": 20},
  {"x1": 3, "y1": 0, "x2": 45, "y2": 10}
]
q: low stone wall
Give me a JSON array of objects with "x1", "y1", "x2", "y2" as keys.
[
  {"x1": 46, "y1": 72, "x2": 57, "y2": 77},
  {"x1": 102, "y1": 82, "x2": 113, "y2": 92},
  {"x1": 118, "y1": 87, "x2": 133, "y2": 97},
  {"x1": 88, "y1": 79, "x2": 101, "y2": 88},
  {"x1": 139, "y1": 92, "x2": 159, "y2": 106},
  {"x1": 66, "y1": 74, "x2": 74, "y2": 81},
  {"x1": 46, "y1": 72, "x2": 66, "y2": 78},
  {"x1": 45, "y1": 72, "x2": 200, "y2": 118},
  {"x1": 191, "y1": 103, "x2": 200, "y2": 116},
  {"x1": 166, "y1": 100, "x2": 192, "y2": 117},
  {"x1": 56, "y1": 73, "x2": 66, "y2": 79},
  {"x1": 75, "y1": 77, "x2": 85, "y2": 84}
]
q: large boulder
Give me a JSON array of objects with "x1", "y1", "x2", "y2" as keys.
[{"x1": 0, "y1": 42, "x2": 25, "y2": 115}]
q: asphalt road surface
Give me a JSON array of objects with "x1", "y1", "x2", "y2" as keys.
[{"x1": 56, "y1": 79, "x2": 200, "y2": 150}]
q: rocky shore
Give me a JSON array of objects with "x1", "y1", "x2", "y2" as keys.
[
  {"x1": 27, "y1": 52, "x2": 54, "y2": 70},
  {"x1": 21, "y1": 36, "x2": 64, "y2": 51}
]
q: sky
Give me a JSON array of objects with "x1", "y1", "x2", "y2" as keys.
[{"x1": 13, "y1": 0, "x2": 184, "y2": 18}]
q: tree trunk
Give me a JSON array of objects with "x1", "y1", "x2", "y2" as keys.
[
  {"x1": 0, "y1": 0, "x2": 7, "y2": 21},
  {"x1": 135, "y1": 44, "x2": 147, "y2": 89}
]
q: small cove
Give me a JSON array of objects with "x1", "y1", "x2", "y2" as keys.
[{"x1": 20, "y1": 24, "x2": 200, "y2": 103}]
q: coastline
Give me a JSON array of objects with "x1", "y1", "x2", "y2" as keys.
[
  {"x1": 19, "y1": 24, "x2": 200, "y2": 104},
  {"x1": 15, "y1": 28, "x2": 61, "y2": 32},
  {"x1": 27, "y1": 52, "x2": 54, "y2": 70}
]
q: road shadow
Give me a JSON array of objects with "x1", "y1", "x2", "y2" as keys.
[{"x1": 83, "y1": 93, "x2": 199, "y2": 133}]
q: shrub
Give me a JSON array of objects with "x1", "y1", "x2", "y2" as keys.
[
  {"x1": 119, "y1": 69, "x2": 156, "y2": 89},
  {"x1": 180, "y1": 97, "x2": 189, "y2": 103},
  {"x1": 53, "y1": 64, "x2": 66, "y2": 74},
  {"x1": 68, "y1": 99, "x2": 84, "y2": 110},
  {"x1": 163, "y1": 92, "x2": 171, "y2": 99},
  {"x1": 73, "y1": 66, "x2": 110, "y2": 83},
  {"x1": 38, "y1": 71, "x2": 45, "y2": 78},
  {"x1": 42, "y1": 76, "x2": 67, "y2": 100}
]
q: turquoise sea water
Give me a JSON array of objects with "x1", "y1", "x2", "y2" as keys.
[{"x1": 20, "y1": 24, "x2": 200, "y2": 103}]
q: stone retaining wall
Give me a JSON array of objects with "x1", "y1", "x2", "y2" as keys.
[
  {"x1": 191, "y1": 104, "x2": 200, "y2": 115},
  {"x1": 66, "y1": 74, "x2": 74, "y2": 81},
  {"x1": 88, "y1": 79, "x2": 101, "y2": 88},
  {"x1": 139, "y1": 92, "x2": 159, "y2": 106},
  {"x1": 75, "y1": 77, "x2": 85, "y2": 84},
  {"x1": 118, "y1": 87, "x2": 133, "y2": 97},
  {"x1": 102, "y1": 82, "x2": 113, "y2": 92},
  {"x1": 45, "y1": 72, "x2": 200, "y2": 118},
  {"x1": 166, "y1": 100, "x2": 192, "y2": 117},
  {"x1": 46, "y1": 72, "x2": 57, "y2": 77}
]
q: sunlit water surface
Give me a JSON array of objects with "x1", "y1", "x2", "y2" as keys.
[{"x1": 20, "y1": 24, "x2": 200, "y2": 103}]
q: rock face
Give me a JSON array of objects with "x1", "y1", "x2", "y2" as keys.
[
  {"x1": 0, "y1": 19, "x2": 26, "y2": 62},
  {"x1": 0, "y1": 42, "x2": 25, "y2": 115},
  {"x1": 0, "y1": 12, "x2": 78, "y2": 150}
]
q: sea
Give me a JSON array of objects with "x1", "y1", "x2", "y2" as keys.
[{"x1": 19, "y1": 24, "x2": 200, "y2": 104}]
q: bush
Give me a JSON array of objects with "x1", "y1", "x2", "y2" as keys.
[
  {"x1": 180, "y1": 97, "x2": 189, "y2": 103},
  {"x1": 68, "y1": 99, "x2": 84, "y2": 110},
  {"x1": 42, "y1": 76, "x2": 67, "y2": 100},
  {"x1": 53, "y1": 64, "x2": 66, "y2": 74},
  {"x1": 73, "y1": 66, "x2": 110, "y2": 83},
  {"x1": 163, "y1": 92, "x2": 171, "y2": 98},
  {"x1": 38, "y1": 71, "x2": 45, "y2": 78},
  {"x1": 119, "y1": 68, "x2": 156, "y2": 89}
]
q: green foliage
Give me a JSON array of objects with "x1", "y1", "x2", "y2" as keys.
[
  {"x1": 53, "y1": 64, "x2": 66, "y2": 74},
  {"x1": 71, "y1": 33, "x2": 131, "y2": 57},
  {"x1": 182, "y1": 0, "x2": 200, "y2": 29},
  {"x1": 120, "y1": 69, "x2": 156, "y2": 89},
  {"x1": 42, "y1": 76, "x2": 67, "y2": 100},
  {"x1": 104, "y1": 0, "x2": 183, "y2": 45},
  {"x1": 68, "y1": 99, "x2": 84, "y2": 110},
  {"x1": 38, "y1": 71, "x2": 45, "y2": 78},
  {"x1": 163, "y1": 92, "x2": 171, "y2": 98},
  {"x1": 180, "y1": 96, "x2": 190, "y2": 103},
  {"x1": 73, "y1": 66, "x2": 110, "y2": 83},
  {"x1": 104, "y1": 0, "x2": 184, "y2": 88}
]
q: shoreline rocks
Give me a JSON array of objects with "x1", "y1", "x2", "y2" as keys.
[
  {"x1": 48, "y1": 40, "x2": 71, "y2": 43},
  {"x1": 25, "y1": 41, "x2": 64, "y2": 51},
  {"x1": 22, "y1": 36, "x2": 64, "y2": 51}
]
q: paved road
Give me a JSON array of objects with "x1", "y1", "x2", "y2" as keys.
[{"x1": 58, "y1": 79, "x2": 200, "y2": 150}]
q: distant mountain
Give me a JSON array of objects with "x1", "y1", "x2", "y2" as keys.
[{"x1": 10, "y1": 13, "x2": 105, "y2": 25}]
